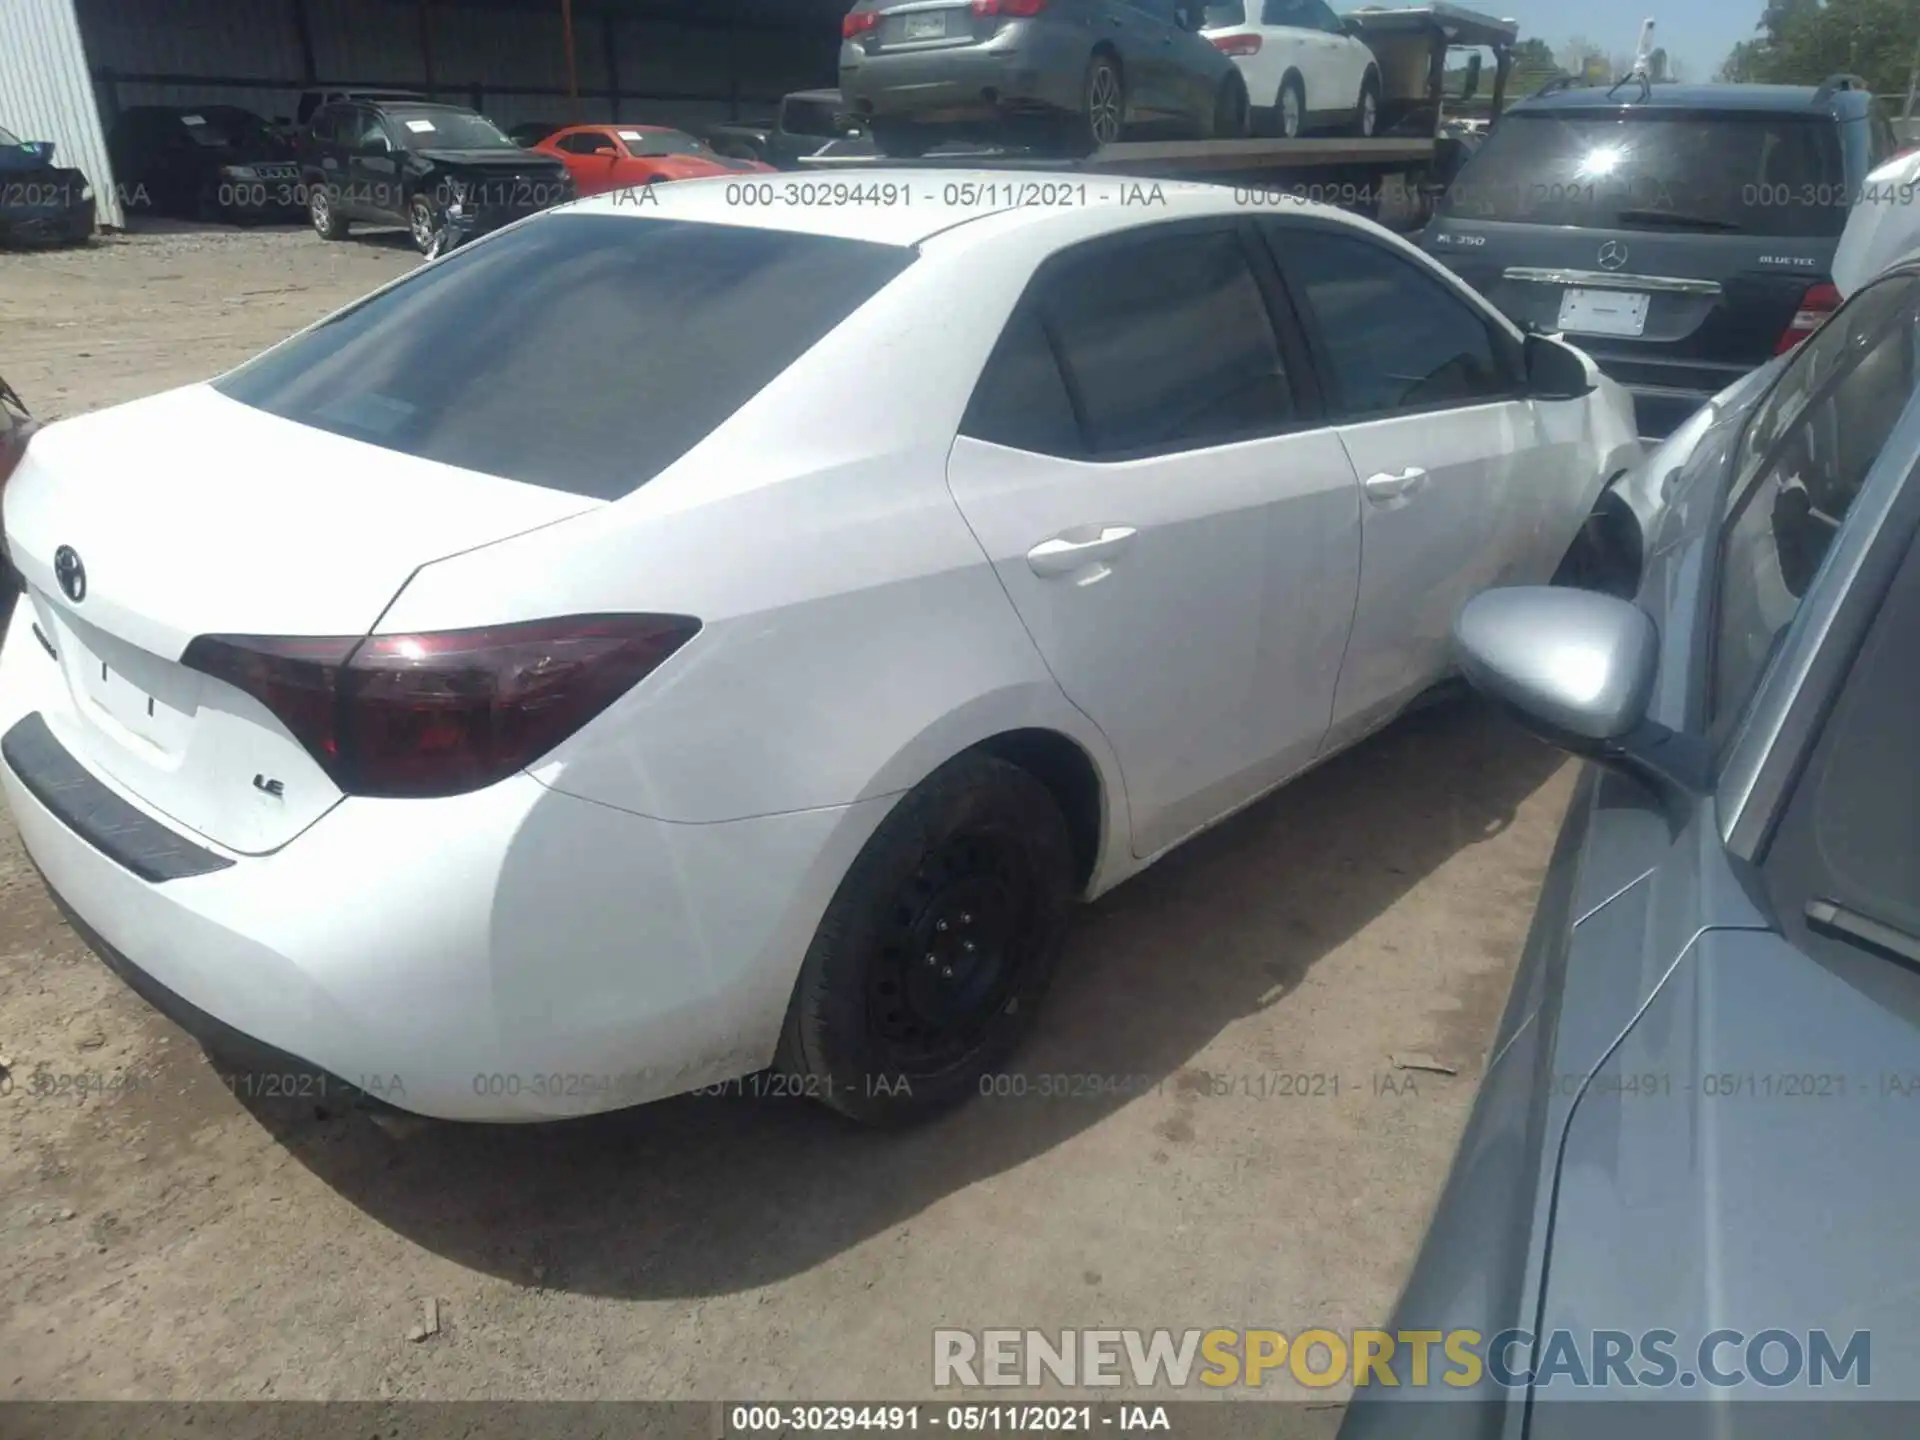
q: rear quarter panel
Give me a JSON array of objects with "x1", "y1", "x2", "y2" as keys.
[{"x1": 372, "y1": 230, "x2": 1133, "y2": 870}]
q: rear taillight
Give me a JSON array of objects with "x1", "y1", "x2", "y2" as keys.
[
  {"x1": 1775, "y1": 282, "x2": 1842, "y2": 354},
  {"x1": 842, "y1": 9, "x2": 878, "y2": 36},
  {"x1": 182, "y1": 614, "x2": 700, "y2": 799},
  {"x1": 971, "y1": 0, "x2": 1047, "y2": 16},
  {"x1": 1209, "y1": 33, "x2": 1261, "y2": 54}
]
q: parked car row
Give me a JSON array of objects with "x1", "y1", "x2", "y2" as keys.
[
  {"x1": 0, "y1": 124, "x2": 95, "y2": 247},
  {"x1": 837, "y1": 0, "x2": 1388, "y2": 156},
  {"x1": 98, "y1": 94, "x2": 776, "y2": 253}
]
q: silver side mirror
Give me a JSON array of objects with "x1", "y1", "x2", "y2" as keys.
[{"x1": 1453, "y1": 586, "x2": 1656, "y2": 744}]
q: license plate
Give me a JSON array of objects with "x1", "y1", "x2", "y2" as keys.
[
  {"x1": 1557, "y1": 287, "x2": 1650, "y2": 337},
  {"x1": 903, "y1": 11, "x2": 946, "y2": 38}
]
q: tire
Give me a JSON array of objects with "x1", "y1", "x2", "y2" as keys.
[
  {"x1": 1211, "y1": 74, "x2": 1250, "y2": 140},
  {"x1": 1352, "y1": 68, "x2": 1380, "y2": 138},
  {"x1": 1276, "y1": 72, "x2": 1306, "y2": 140},
  {"x1": 777, "y1": 751, "x2": 1076, "y2": 1126},
  {"x1": 407, "y1": 192, "x2": 441, "y2": 254},
  {"x1": 870, "y1": 119, "x2": 933, "y2": 158},
  {"x1": 309, "y1": 184, "x2": 348, "y2": 240},
  {"x1": 1065, "y1": 51, "x2": 1126, "y2": 155}
]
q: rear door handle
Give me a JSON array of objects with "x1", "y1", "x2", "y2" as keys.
[
  {"x1": 1027, "y1": 525, "x2": 1138, "y2": 578},
  {"x1": 1363, "y1": 466, "x2": 1428, "y2": 502}
]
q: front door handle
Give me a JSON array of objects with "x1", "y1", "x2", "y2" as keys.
[
  {"x1": 1363, "y1": 466, "x2": 1429, "y2": 501},
  {"x1": 1027, "y1": 525, "x2": 1138, "y2": 578}
]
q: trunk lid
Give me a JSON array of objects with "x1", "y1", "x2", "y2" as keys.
[
  {"x1": 1427, "y1": 220, "x2": 1835, "y2": 397},
  {"x1": 4, "y1": 384, "x2": 596, "y2": 854},
  {"x1": 869, "y1": 1, "x2": 994, "y2": 52}
]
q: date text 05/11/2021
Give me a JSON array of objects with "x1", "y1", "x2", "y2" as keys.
[{"x1": 724, "y1": 1405, "x2": 1171, "y2": 1434}]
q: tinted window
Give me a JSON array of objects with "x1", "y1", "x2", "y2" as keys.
[
  {"x1": 214, "y1": 215, "x2": 916, "y2": 499},
  {"x1": 1710, "y1": 273, "x2": 1920, "y2": 732},
  {"x1": 1440, "y1": 111, "x2": 1850, "y2": 236},
  {"x1": 557, "y1": 131, "x2": 615, "y2": 154},
  {"x1": 344, "y1": 108, "x2": 389, "y2": 150},
  {"x1": 1261, "y1": 0, "x2": 1311, "y2": 24},
  {"x1": 1270, "y1": 224, "x2": 1511, "y2": 415},
  {"x1": 782, "y1": 98, "x2": 842, "y2": 138},
  {"x1": 1038, "y1": 228, "x2": 1294, "y2": 454},
  {"x1": 961, "y1": 307, "x2": 1082, "y2": 457},
  {"x1": 1303, "y1": 0, "x2": 1344, "y2": 31},
  {"x1": 309, "y1": 109, "x2": 338, "y2": 143},
  {"x1": 1765, "y1": 528, "x2": 1920, "y2": 964},
  {"x1": 1203, "y1": 1, "x2": 1246, "y2": 24}
]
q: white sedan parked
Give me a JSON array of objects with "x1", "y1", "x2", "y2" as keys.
[
  {"x1": 0, "y1": 175, "x2": 1639, "y2": 1125},
  {"x1": 1202, "y1": 0, "x2": 1382, "y2": 137}
]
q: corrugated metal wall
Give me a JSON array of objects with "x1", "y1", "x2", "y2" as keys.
[
  {"x1": 76, "y1": 0, "x2": 842, "y2": 136},
  {"x1": 0, "y1": 0, "x2": 122, "y2": 228}
]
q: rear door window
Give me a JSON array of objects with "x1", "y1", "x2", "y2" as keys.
[
  {"x1": 1030, "y1": 225, "x2": 1297, "y2": 456},
  {"x1": 213, "y1": 214, "x2": 916, "y2": 499},
  {"x1": 1441, "y1": 111, "x2": 1851, "y2": 237},
  {"x1": 960, "y1": 308, "x2": 1083, "y2": 458}
]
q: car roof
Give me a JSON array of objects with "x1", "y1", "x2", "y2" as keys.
[
  {"x1": 1517, "y1": 82, "x2": 1869, "y2": 117},
  {"x1": 563, "y1": 167, "x2": 1353, "y2": 248}
]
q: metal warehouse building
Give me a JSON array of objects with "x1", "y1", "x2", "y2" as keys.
[{"x1": 0, "y1": 0, "x2": 847, "y2": 228}]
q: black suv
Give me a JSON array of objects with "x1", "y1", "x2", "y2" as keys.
[
  {"x1": 300, "y1": 99, "x2": 571, "y2": 253},
  {"x1": 1423, "y1": 77, "x2": 1903, "y2": 438}
]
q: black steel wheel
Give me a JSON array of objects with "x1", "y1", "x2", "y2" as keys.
[{"x1": 778, "y1": 751, "x2": 1076, "y2": 1124}]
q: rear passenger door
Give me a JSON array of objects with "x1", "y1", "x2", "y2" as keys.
[
  {"x1": 1261, "y1": 219, "x2": 1542, "y2": 743},
  {"x1": 945, "y1": 221, "x2": 1363, "y2": 859}
]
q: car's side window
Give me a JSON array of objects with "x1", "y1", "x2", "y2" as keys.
[
  {"x1": 557, "y1": 132, "x2": 611, "y2": 155},
  {"x1": 1710, "y1": 273, "x2": 1920, "y2": 736},
  {"x1": 1264, "y1": 222, "x2": 1517, "y2": 418},
  {"x1": 1303, "y1": 0, "x2": 1345, "y2": 33},
  {"x1": 1761, "y1": 522, "x2": 1920, "y2": 968},
  {"x1": 309, "y1": 109, "x2": 337, "y2": 144},
  {"x1": 959, "y1": 306, "x2": 1084, "y2": 459},
  {"x1": 1033, "y1": 226, "x2": 1296, "y2": 457}
]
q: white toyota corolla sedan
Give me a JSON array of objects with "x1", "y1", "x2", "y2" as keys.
[{"x1": 0, "y1": 173, "x2": 1639, "y2": 1124}]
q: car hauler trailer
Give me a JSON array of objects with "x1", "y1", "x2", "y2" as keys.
[{"x1": 799, "y1": 2, "x2": 1519, "y2": 232}]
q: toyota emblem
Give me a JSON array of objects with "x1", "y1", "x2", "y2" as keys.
[
  {"x1": 53, "y1": 545, "x2": 86, "y2": 604},
  {"x1": 1597, "y1": 240, "x2": 1629, "y2": 271}
]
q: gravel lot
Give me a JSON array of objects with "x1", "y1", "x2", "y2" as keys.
[{"x1": 0, "y1": 224, "x2": 1574, "y2": 1409}]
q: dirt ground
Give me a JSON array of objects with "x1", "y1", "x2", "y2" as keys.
[{"x1": 0, "y1": 225, "x2": 1576, "y2": 1406}]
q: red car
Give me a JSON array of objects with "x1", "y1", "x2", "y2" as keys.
[{"x1": 533, "y1": 124, "x2": 773, "y2": 195}]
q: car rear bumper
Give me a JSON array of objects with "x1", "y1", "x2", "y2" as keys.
[
  {"x1": 839, "y1": 26, "x2": 1084, "y2": 122},
  {"x1": 0, "y1": 611, "x2": 890, "y2": 1122}
]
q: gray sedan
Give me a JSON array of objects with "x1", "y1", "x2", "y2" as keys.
[
  {"x1": 1343, "y1": 259, "x2": 1920, "y2": 1429},
  {"x1": 838, "y1": 0, "x2": 1249, "y2": 156}
]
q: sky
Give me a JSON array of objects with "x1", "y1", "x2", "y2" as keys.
[{"x1": 1477, "y1": 0, "x2": 1770, "y2": 81}]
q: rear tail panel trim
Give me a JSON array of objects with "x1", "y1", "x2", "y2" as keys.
[{"x1": 2, "y1": 712, "x2": 234, "y2": 881}]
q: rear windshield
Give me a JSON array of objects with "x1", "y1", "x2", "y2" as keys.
[
  {"x1": 1441, "y1": 111, "x2": 1850, "y2": 237},
  {"x1": 214, "y1": 214, "x2": 914, "y2": 499},
  {"x1": 1202, "y1": 2, "x2": 1246, "y2": 24}
]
